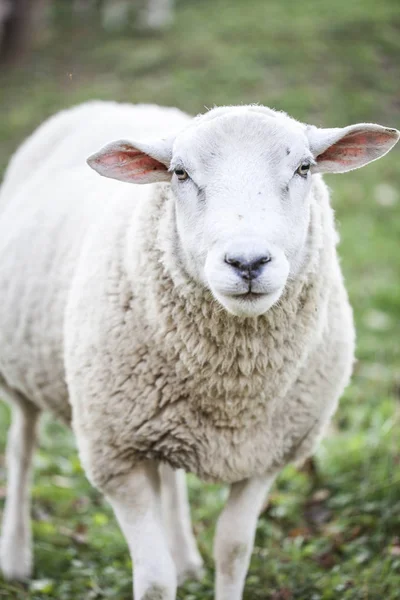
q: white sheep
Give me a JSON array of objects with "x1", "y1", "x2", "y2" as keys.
[{"x1": 0, "y1": 101, "x2": 398, "y2": 599}]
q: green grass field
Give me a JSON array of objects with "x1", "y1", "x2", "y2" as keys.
[{"x1": 0, "y1": 0, "x2": 399, "y2": 598}]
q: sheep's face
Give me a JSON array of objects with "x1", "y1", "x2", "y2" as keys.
[
  {"x1": 88, "y1": 105, "x2": 399, "y2": 318},
  {"x1": 169, "y1": 110, "x2": 314, "y2": 317}
]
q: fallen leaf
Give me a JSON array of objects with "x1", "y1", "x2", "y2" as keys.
[
  {"x1": 59, "y1": 524, "x2": 88, "y2": 545},
  {"x1": 287, "y1": 526, "x2": 312, "y2": 540},
  {"x1": 314, "y1": 550, "x2": 338, "y2": 569}
]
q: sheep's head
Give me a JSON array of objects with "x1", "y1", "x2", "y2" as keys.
[{"x1": 88, "y1": 105, "x2": 399, "y2": 318}]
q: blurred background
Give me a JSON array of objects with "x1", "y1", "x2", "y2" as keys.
[{"x1": 0, "y1": 0, "x2": 399, "y2": 598}]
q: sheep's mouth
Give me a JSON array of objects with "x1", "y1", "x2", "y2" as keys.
[
  {"x1": 212, "y1": 287, "x2": 283, "y2": 317},
  {"x1": 238, "y1": 291, "x2": 264, "y2": 301},
  {"x1": 230, "y1": 287, "x2": 268, "y2": 301},
  {"x1": 218, "y1": 288, "x2": 272, "y2": 303}
]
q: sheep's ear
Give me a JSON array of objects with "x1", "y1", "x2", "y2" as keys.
[
  {"x1": 307, "y1": 124, "x2": 399, "y2": 174},
  {"x1": 87, "y1": 138, "x2": 173, "y2": 184}
]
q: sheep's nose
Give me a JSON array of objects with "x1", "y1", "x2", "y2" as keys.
[{"x1": 224, "y1": 253, "x2": 272, "y2": 281}]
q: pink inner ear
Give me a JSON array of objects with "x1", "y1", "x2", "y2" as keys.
[
  {"x1": 92, "y1": 144, "x2": 168, "y2": 183},
  {"x1": 317, "y1": 130, "x2": 393, "y2": 168}
]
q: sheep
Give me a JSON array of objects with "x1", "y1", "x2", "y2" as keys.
[{"x1": 0, "y1": 100, "x2": 398, "y2": 599}]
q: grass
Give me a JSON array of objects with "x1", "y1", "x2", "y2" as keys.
[{"x1": 0, "y1": 0, "x2": 399, "y2": 598}]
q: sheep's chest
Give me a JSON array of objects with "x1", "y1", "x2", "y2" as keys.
[{"x1": 122, "y1": 327, "x2": 318, "y2": 483}]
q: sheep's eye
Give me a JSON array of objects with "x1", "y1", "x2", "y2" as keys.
[
  {"x1": 296, "y1": 163, "x2": 311, "y2": 177},
  {"x1": 174, "y1": 168, "x2": 188, "y2": 181}
]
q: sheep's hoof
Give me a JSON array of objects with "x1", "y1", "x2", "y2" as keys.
[{"x1": 0, "y1": 536, "x2": 33, "y2": 581}]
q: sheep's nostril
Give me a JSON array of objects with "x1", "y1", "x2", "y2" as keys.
[
  {"x1": 258, "y1": 256, "x2": 272, "y2": 265},
  {"x1": 224, "y1": 256, "x2": 242, "y2": 269},
  {"x1": 224, "y1": 253, "x2": 272, "y2": 280}
]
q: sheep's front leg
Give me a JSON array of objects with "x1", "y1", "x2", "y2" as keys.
[
  {"x1": 214, "y1": 473, "x2": 276, "y2": 600},
  {"x1": 106, "y1": 461, "x2": 177, "y2": 600},
  {"x1": 159, "y1": 464, "x2": 204, "y2": 584},
  {"x1": 0, "y1": 399, "x2": 40, "y2": 581}
]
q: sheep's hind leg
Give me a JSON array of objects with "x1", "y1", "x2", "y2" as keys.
[
  {"x1": 0, "y1": 386, "x2": 40, "y2": 581},
  {"x1": 159, "y1": 464, "x2": 204, "y2": 584},
  {"x1": 106, "y1": 461, "x2": 177, "y2": 600},
  {"x1": 214, "y1": 473, "x2": 276, "y2": 600}
]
